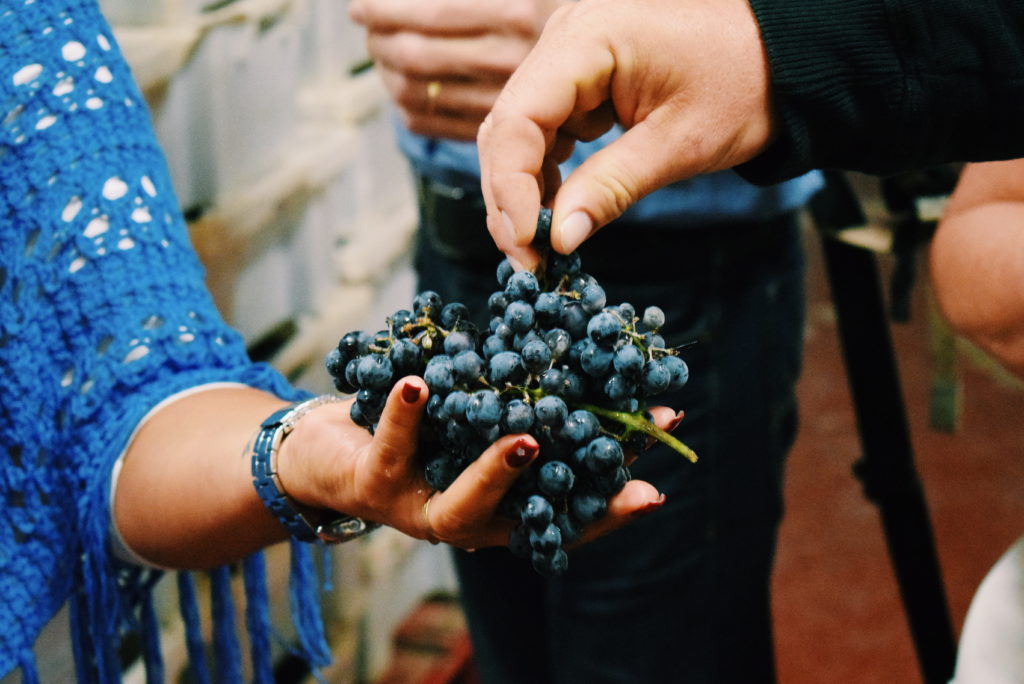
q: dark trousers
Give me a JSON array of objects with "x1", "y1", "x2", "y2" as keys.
[{"x1": 413, "y1": 172, "x2": 806, "y2": 684}]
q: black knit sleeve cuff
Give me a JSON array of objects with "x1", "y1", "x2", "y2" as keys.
[{"x1": 735, "y1": 0, "x2": 907, "y2": 185}]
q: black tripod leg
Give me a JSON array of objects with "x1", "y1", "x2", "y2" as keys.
[{"x1": 820, "y1": 235, "x2": 957, "y2": 684}]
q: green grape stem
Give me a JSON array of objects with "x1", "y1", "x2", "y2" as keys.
[{"x1": 580, "y1": 403, "x2": 698, "y2": 463}]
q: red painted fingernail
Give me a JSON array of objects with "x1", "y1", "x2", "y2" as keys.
[
  {"x1": 401, "y1": 382, "x2": 421, "y2": 404},
  {"x1": 631, "y1": 493, "x2": 667, "y2": 518},
  {"x1": 505, "y1": 438, "x2": 538, "y2": 468},
  {"x1": 667, "y1": 411, "x2": 684, "y2": 433}
]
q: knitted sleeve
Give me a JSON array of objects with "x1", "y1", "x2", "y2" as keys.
[
  {"x1": 736, "y1": 0, "x2": 1024, "y2": 184},
  {"x1": 0, "y1": 2, "x2": 314, "y2": 680}
]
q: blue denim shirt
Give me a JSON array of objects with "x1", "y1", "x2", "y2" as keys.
[{"x1": 397, "y1": 122, "x2": 823, "y2": 225}]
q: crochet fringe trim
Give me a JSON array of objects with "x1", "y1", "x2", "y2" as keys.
[{"x1": 45, "y1": 540, "x2": 333, "y2": 682}]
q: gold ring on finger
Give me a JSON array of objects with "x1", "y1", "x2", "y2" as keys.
[
  {"x1": 426, "y1": 80, "x2": 441, "y2": 112},
  {"x1": 422, "y1": 493, "x2": 439, "y2": 545}
]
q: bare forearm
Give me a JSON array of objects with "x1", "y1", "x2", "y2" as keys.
[
  {"x1": 931, "y1": 162, "x2": 1024, "y2": 376},
  {"x1": 114, "y1": 387, "x2": 293, "y2": 569}
]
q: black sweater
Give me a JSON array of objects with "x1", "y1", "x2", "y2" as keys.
[{"x1": 737, "y1": 0, "x2": 1024, "y2": 183}]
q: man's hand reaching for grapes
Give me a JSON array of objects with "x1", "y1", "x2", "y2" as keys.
[{"x1": 477, "y1": 0, "x2": 777, "y2": 271}]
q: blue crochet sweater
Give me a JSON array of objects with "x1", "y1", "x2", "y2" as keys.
[{"x1": 0, "y1": 2, "x2": 329, "y2": 681}]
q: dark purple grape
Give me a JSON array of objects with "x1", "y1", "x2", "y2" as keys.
[
  {"x1": 426, "y1": 394, "x2": 446, "y2": 422},
  {"x1": 570, "y1": 445, "x2": 588, "y2": 471},
  {"x1": 664, "y1": 354, "x2": 690, "y2": 391},
  {"x1": 641, "y1": 305, "x2": 666, "y2": 331},
  {"x1": 554, "y1": 511, "x2": 582, "y2": 545},
  {"x1": 452, "y1": 350, "x2": 484, "y2": 383},
  {"x1": 533, "y1": 207, "x2": 552, "y2": 247},
  {"x1": 488, "y1": 351, "x2": 527, "y2": 386},
  {"x1": 587, "y1": 312, "x2": 622, "y2": 348},
  {"x1": 443, "y1": 390, "x2": 470, "y2": 422},
  {"x1": 488, "y1": 291, "x2": 509, "y2": 316},
  {"x1": 521, "y1": 495, "x2": 554, "y2": 530},
  {"x1": 478, "y1": 424, "x2": 501, "y2": 443},
  {"x1": 566, "y1": 338, "x2": 588, "y2": 366},
  {"x1": 327, "y1": 349, "x2": 358, "y2": 393},
  {"x1": 613, "y1": 344, "x2": 644, "y2": 378},
  {"x1": 642, "y1": 358, "x2": 672, "y2": 396},
  {"x1": 580, "y1": 341, "x2": 614, "y2": 377},
  {"x1": 585, "y1": 436, "x2": 624, "y2": 474},
  {"x1": 538, "y1": 461, "x2": 575, "y2": 498},
  {"x1": 423, "y1": 355, "x2": 455, "y2": 395},
  {"x1": 445, "y1": 418, "x2": 477, "y2": 450},
  {"x1": 389, "y1": 338, "x2": 422, "y2": 376},
  {"x1": 560, "y1": 300, "x2": 588, "y2": 339},
  {"x1": 513, "y1": 329, "x2": 541, "y2": 353},
  {"x1": 607, "y1": 397, "x2": 640, "y2": 413},
  {"x1": 502, "y1": 399, "x2": 535, "y2": 433},
  {"x1": 534, "y1": 428, "x2": 571, "y2": 462},
  {"x1": 592, "y1": 466, "x2": 629, "y2": 497},
  {"x1": 643, "y1": 332, "x2": 666, "y2": 349},
  {"x1": 356, "y1": 387, "x2": 385, "y2": 409},
  {"x1": 509, "y1": 524, "x2": 532, "y2": 558},
  {"x1": 444, "y1": 331, "x2": 475, "y2": 355},
  {"x1": 548, "y1": 251, "x2": 581, "y2": 279},
  {"x1": 344, "y1": 357, "x2": 360, "y2": 389},
  {"x1": 338, "y1": 331, "x2": 370, "y2": 357},
  {"x1": 521, "y1": 339, "x2": 552, "y2": 373},
  {"x1": 356, "y1": 354, "x2": 394, "y2": 392},
  {"x1": 617, "y1": 302, "x2": 636, "y2": 323},
  {"x1": 529, "y1": 523, "x2": 562, "y2": 553},
  {"x1": 325, "y1": 347, "x2": 344, "y2": 376},
  {"x1": 466, "y1": 390, "x2": 502, "y2": 429},
  {"x1": 413, "y1": 290, "x2": 443, "y2": 316},
  {"x1": 567, "y1": 272, "x2": 596, "y2": 294},
  {"x1": 561, "y1": 371, "x2": 585, "y2": 402},
  {"x1": 535, "y1": 395, "x2": 568, "y2": 427},
  {"x1": 580, "y1": 283, "x2": 607, "y2": 314},
  {"x1": 539, "y1": 367, "x2": 565, "y2": 395},
  {"x1": 570, "y1": 491, "x2": 607, "y2": 524},
  {"x1": 544, "y1": 328, "x2": 572, "y2": 360},
  {"x1": 424, "y1": 454, "x2": 462, "y2": 491},
  {"x1": 504, "y1": 300, "x2": 535, "y2": 334},
  {"x1": 560, "y1": 410, "x2": 600, "y2": 444},
  {"x1": 531, "y1": 548, "x2": 569, "y2": 576},
  {"x1": 604, "y1": 373, "x2": 637, "y2": 401},
  {"x1": 349, "y1": 401, "x2": 372, "y2": 428},
  {"x1": 441, "y1": 302, "x2": 470, "y2": 329},
  {"x1": 496, "y1": 259, "x2": 515, "y2": 288},
  {"x1": 505, "y1": 271, "x2": 540, "y2": 303},
  {"x1": 390, "y1": 309, "x2": 415, "y2": 333},
  {"x1": 482, "y1": 334, "x2": 510, "y2": 359},
  {"x1": 534, "y1": 292, "x2": 562, "y2": 327}
]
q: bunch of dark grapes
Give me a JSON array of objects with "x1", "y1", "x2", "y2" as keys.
[{"x1": 325, "y1": 210, "x2": 695, "y2": 575}]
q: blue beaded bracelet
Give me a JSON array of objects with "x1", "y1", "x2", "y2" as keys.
[{"x1": 251, "y1": 395, "x2": 380, "y2": 544}]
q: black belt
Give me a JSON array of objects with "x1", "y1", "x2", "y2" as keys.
[
  {"x1": 413, "y1": 170, "x2": 800, "y2": 283},
  {"x1": 414, "y1": 172, "x2": 496, "y2": 263}
]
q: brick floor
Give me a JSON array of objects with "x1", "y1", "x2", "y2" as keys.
[{"x1": 373, "y1": 593, "x2": 479, "y2": 684}]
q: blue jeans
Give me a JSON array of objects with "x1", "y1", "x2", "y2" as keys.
[{"x1": 413, "y1": 180, "x2": 805, "y2": 683}]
